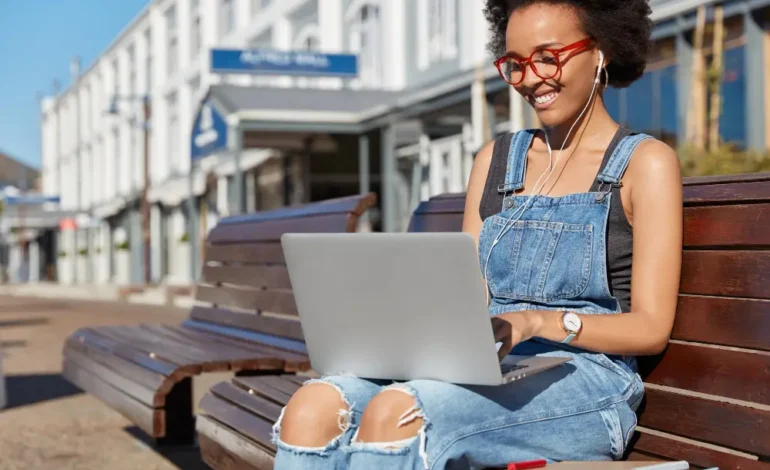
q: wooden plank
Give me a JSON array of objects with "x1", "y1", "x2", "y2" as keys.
[
  {"x1": 64, "y1": 336, "x2": 168, "y2": 394},
  {"x1": 407, "y1": 213, "x2": 465, "y2": 233},
  {"x1": 206, "y1": 242, "x2": 284, "y2": 265},
  {"x1": 73, "y1": 328, "x2": 179, "y2": 377},
  {"x1": 633, "y1": 432, "x2": 770, "y2": 470},
  {"x1": 411, "y1": 197, "x2": 465, "y2": 215},
  {"x1": 683, "y1": 180, "x2": 770, "y2": 205},
  {"x1": 214, "y1": 193, "x2": 376, "y2": 226},
  {"x1": 92, "y1": 326, "x2": 207, "y2": 373},
  {"x1": 210, "y1": 382, "x2": 282, "y2": 423},
  {"x1": 682, "y1": 173, "x2": 770, "y2": 186},
  {"x1": 189, "y1": 306, "x2": 304, "y2": 341},
  {"x1": 644, "y1": 342, "x2": 770, "y2": 405},
  {"x1": 201, "y1": 265, "x2": 292, "y2": 290},
  {"x1": 62, "y1": 359, "x2": 163, "y2": 437},
  {"x1": 683, "y1": 204, "x2": 770, "y2": 247},
  {"x1": 673, "y1": 296, "x2": 770, "y2": 351},
  {"x1": 233, "y1": 376, "x2": 294, "y2": 405},
  {"x1": 680, "y1": 251, "x2": 770, "y2": 299},
  {"x1": 65, "y1": 345, "x2": 159, "y2": 407},
  {"x1": 199, "y1": 393, "x2": 276, "y2": 451},
  {"x1": 198, "y1": 415, "x2": 274, "y2": 470},
  {"x1": 196, "y1": 285, "x2": 298, "y2": 316},
  {"x1": 637, "y1": 389, "x2": 770, "y2": 456},
  {"x1": 138, "y1": 325, "x2": 286, "y2": 370},
  {"x1": 208, "y1": 213, "x2": 352, "y2": 244},
  {"x1": 252, "y1": 376, "x2": 302, "y2": 398}
]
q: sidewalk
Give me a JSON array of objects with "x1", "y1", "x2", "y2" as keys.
[{"x1": 0, "y1": 282, "x2": 196, "y2": 309}]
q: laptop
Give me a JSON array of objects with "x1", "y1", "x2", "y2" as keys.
[{"x1": 280, "y1": 232, "x2": 571, "y2": 386}]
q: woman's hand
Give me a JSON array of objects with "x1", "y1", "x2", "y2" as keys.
[{"x1": 491, "y1": 311, "x2": 544, "y2": 360}]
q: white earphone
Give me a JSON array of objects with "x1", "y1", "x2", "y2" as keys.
[{"x1": 482, "y1": 50, "x2": 606, "y2": 299}]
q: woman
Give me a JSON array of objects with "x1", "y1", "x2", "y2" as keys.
[{"x1": 271, "y1": 0, "x2": 683, "y2": 468}]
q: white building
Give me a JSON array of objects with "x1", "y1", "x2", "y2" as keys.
[{"x1": 40, "y1": 0, "x2": 770, "y2": 286}]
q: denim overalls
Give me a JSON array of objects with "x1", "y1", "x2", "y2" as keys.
[{"x1": 272, "y1": 129, "x2": 647, "y2": 470}]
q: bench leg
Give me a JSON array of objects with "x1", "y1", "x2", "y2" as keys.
[{"x1": 157, "y1": 377, "x2": 195, "y2": 446}]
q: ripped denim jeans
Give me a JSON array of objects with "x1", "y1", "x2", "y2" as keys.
[{"x1": 271, "y1": 341, "x2": 645, "y2": 470}]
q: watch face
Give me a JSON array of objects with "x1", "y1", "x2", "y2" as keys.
[{"x1": 563, "y1": 313, "x2": 581, "y2": 332}]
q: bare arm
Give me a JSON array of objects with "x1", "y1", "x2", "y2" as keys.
[{"x1": 500, "y1": 139, "x2": 683, "y2": 356}]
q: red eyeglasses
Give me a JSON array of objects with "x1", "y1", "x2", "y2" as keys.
[{"x1": 494, "y1": 38, "x2": 594, "y2": 86}]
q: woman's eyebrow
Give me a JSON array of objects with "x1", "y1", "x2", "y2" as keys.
[{"x1": 505, "y1": 41, "x2": 564, "y2": 57}]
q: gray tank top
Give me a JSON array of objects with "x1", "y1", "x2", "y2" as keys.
[{"x1": 479, "y1": 127, "x2": 634, "y2": 313}]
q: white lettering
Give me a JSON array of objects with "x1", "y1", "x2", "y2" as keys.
[{"x1": 238, "y1": 49, "x2": 331, "y2": 70}]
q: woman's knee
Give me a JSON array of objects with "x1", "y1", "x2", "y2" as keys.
[
  {"x1": 357, "y1": 388, "x2": 424, "y2": 443},
  {"x1": 278, "y1": 382, "x2": 352, "y2": 447}
]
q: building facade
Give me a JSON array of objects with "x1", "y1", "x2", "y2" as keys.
[{"x1": 40, "y1": 0, "x2": 770, "y2": 286}]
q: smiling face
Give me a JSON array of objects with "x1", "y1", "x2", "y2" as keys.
[{"x1": 504, "y1": 3, "x2": 601, "y2": 127}]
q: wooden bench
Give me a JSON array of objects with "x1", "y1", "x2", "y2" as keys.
[
  {"x1": 196, "y1": 174, "x2": 770, "y2": 470},
  {"x1": 61, "y1": 194, "x2": 376, "y2": 445}
]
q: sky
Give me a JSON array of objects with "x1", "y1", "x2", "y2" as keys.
[{"x1": 0, "y1": 0, "x2": 149, "y2": 169}]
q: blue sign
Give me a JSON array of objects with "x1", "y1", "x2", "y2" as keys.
[
  {"x1": 4, "y1": 195, "x2": 61, "y2": 205},
  {"x1": 191, "y1": 101, "x2": 228, "y2": 160},
  {"x1": 211, "y1": 48, "x2": 359, "y2": 78}
]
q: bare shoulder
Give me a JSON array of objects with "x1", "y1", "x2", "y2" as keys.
[
  {"x1": 628, "y1": 138, "x2": 681, "y2": 183},
  {"x1": 626, "y1": 138, "x2": 682, "y2": 199},
  {"x1": 467, "y1": 139, "x2": 497, "y2": 194}
]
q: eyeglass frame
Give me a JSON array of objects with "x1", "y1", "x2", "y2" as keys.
[{"x1": 494, "y1": 38, "x2": 595, "y2": 86}]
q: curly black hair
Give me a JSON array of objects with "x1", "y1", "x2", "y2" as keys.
[{"x1": 484, "y1": 0, "x2": 653, "y2": 88}]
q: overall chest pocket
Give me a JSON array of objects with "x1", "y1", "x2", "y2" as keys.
[{"x1": 485, "y1": 217, "x2": 594, "y2": 303}]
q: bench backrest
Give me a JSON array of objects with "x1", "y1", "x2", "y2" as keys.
[
  {"x1": 407, "y1": 174, "x2": 770, "y2": 468},
  {"x1": 187, "y1": 193, "x2": 377, "y2": 349}
]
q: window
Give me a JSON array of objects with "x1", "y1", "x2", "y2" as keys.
[
  {"x1": 145, "y1": 29, "x2": 153, "y2": 92},
  {"x1": 251, "y1": 0, "x2": 269, "y2": 16},
  {"x1": 348, "y1": 3, "x2": 381, "y2": 88},
  {"x1": 220, "y1": 0, "x2": 235, "y2": 37},
  {"x1": 127, "y1": 45, "x2": 136, "y2": 96},
  {"x1": 167, "y1": 92, "x2": 179, "y2": 172},
  {"x1": 717, "y1": 45, "x2": 746, "y2": 147},
  {"x1": 191, "y1": 4, "x2": 202, "y2": 61},
  {"x1": 166, "y1": 6, "x2": 178, "y2": 75},
  {"x1": 418, "y1": 0, "x2": 457, "y2": 69}
]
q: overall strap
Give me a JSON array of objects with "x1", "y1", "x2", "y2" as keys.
[
  {"x1": 596, "y1": 132, "x2": 653, "y2": 186},
  {"x1": 498, "y1": 129, "x2": 537, "y2": 194}
]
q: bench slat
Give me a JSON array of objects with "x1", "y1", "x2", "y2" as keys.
[
  {"x1": 201, "y1": 265, "x2": 292, "y2": 290},
  {"x1": 633, "y1": 432, "x2": 770, "y2": 470},
  {"x1": 206, "y1": 242, "x2": 284, "y2": 265},
  {"x1": 92, "y1": 326, "x2": 208, "y2": 373},
  {"x1": 189, "y1": 306, "x2": 305, "y2": 342},
  {"x1": 673, "y1": 296, "x2": 770, "y2": 350},
  {"x1": 197, "y1": 415, "x2": 273, "y2": 470},
  {"x1": 407, "y1": 213, "x2": 465, "y2": 232},
  {"x1": 216, "y1": 194, "x2": 375, "y2": 226},
  {"x1": 211, "y1": 382, "x2": 283, "y2": 424},
  {"x1": 64, "y1": 336, "x2": 168, "y2": 394},
  {"x1": 233, "y1": 376, "x2": 295, "y2": 404},
  {"x1": 680, "y1": 251, "x2": 770, "y2": 299},
  {"x1": 75, "y1": 328, "x2": 180, "y2": 377},
  {"x1": 683, "y1": 204, "x2": 770, "y2": 247},
  {"x1": 63, "y1": 359, "x2": 163, "y2": 436},
  {"x1": 638, "y1": 389, "x2": 770, "y2": 457},
  {"x1": 683, "y1": 180, "x2": 770, "y2": 205},
  {"x1": 643, "y1": 342, "x2": 770, "y2": 405},
  {"x1": 208, "y1": 214, "x2": 352, "y2": 244},
  {"x1": 197, "y1": 285, "x2": 298, "y2": 316},
  {"x1": 199, "y1": 393, "x2": 276, "y2": 452},
  {"x1": 166, "y1": 325, "x2": 308, "y2": 370}
]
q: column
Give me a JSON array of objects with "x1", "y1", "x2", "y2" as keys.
[
  {"x1": 150, "y1": 204, "x2": 162, "y2": 283},
  {"x1": 510, "y1": 88, "x2": 525, "y2": 132},
  {"x1": 745, "y1": 10, "x2": 766, "y2": 151},
  {"x1": 380, "y1": 125, "x2": 396, "y2": 232},
  {"x1": 29, "y1": 241, "x2": 40, "y2": 283}
]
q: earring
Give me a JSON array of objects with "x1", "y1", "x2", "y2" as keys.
[{"x1": 601, "y1": 67, "x2": 609, "y2": 92}]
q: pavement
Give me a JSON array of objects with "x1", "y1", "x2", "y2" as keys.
[
  {"x1": 0, "y1": 295, "x2": 226, "y2": 470},
  {"x1": 0, "y1": 282, "x2": 196, "y2": 309}
]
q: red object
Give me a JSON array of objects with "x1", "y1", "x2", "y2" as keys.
[{"x1": 508, "y1": 459, "x2": 548, "y2": 470}]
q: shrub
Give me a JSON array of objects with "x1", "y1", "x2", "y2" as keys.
[{"x1": 679, "y1": 144, "x2": 770, "y2": 177}]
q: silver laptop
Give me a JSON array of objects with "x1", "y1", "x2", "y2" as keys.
[{"x1": 280, "y1": 232, "x2": 570, "y2": 386}]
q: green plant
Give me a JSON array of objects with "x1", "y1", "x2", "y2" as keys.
[
  {"x1": 679, "y1": 143, "x2": 770, "y2": 177},
  {"x1": 115, "y1": 240, "x2": 130, "y2": 251},
  {"x1": 78, "y1": 248, "x2": 88, "y2": 257},
  {"x1": 179, "y1": 232, "x2": 190, "y2": 243},
  {"x1": 59, "y1": 250, "x2": 67, "y2": 258}
]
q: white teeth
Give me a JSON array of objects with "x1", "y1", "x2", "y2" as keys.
[{"x1": 534, "y1": 92, "x2": 558, "y2": 104}]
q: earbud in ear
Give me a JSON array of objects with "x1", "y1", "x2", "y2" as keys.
[{"x1": 594, "y1": 50, "x2": 605, "y2": 84}]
